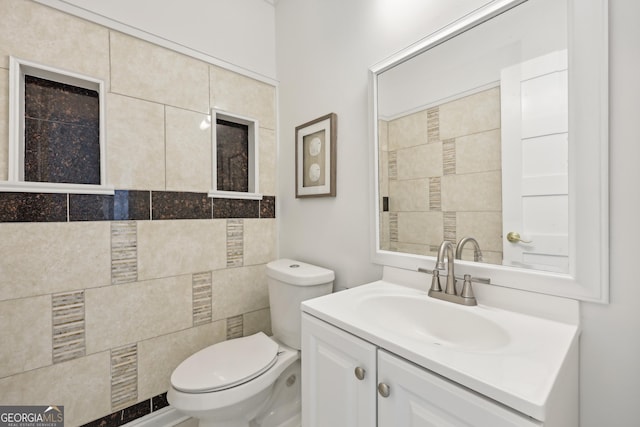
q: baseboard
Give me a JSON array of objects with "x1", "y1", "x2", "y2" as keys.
[{"x1": 124, "y1": 406, "x2": 189, "y2": 427}]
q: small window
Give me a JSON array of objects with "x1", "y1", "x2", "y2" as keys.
[
  {"x1": 209, "y1": 110, "x2": 261, "y2": 200},
  {"x1": 3, "y1": 57, "x2": 112, "y2": 194}
]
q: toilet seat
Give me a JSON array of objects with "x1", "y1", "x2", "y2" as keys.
[{"x1": 171, "y1": 332, "x2": 279, "y2": 393}]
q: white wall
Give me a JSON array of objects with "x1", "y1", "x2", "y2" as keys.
[
  {"x1": 34, "y1": 0, "x2": 277, "y2": 82},
  {"x1": 276, "y1": 0, "x2": 640, "y2": 425},
  {"x1": 275, "y1": 0, "x2": 494, "y2": 289}
]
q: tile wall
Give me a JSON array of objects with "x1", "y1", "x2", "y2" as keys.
[
  {"x1": 0, "y1": 1, "x2": 277, "y2": 426},
  {"x1": 379, "y1": 87, "x2": 503, "y2": 264}
]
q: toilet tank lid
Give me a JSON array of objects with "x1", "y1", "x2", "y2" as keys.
[{"x1": 266, "y1": 259, "x2": 334, "y2": 286}]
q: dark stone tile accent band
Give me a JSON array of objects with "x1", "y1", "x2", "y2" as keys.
[
  {"x1": 0, "y1": 190, "x2": 276, "y2": 223},
  {"x1": 152, "y1": 191, "x2": 211, "y2": 220},
  {"x1": 80, "y1": 393, "x2": 166, "y2": 427},
  {"x1": 69, "y1": 194, "x2": 114, "y2": 221},
  {"x1": 212, "y1": 198, "x2": 259, "y2": 219},
  {"x1": 114, "y1": 190, "x2": 150, "y2": 220},
  {"x1": 121, "y1": 400, "x2": 152, "y2": 425},
  {"x1": 151, "y1": 392, "x2": 169, "y2": 412},
  {"x1": 260, "y1": 196, "x2": 276, "y2": 218},
  {"x1": 0, "y1": 192, "x2": 67, "y2": 222}
]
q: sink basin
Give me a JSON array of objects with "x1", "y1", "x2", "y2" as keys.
[{"x1": 356, "y1": 294, "x2": 510, "y2": 351}]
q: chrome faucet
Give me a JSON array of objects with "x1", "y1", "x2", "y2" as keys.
[{"x1": 455, "y1": 237, "x2": 483, "y2": 262}]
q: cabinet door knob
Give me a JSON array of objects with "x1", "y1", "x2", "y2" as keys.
[
  {"x1": 378, "y1": 382, "x2": 390, "y2": 398},
  {"x1": 354, "y1": 366, "x2": 366, "y2": 380}
]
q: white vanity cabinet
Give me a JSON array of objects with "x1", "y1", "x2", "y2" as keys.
[
  {"x1": 302, "y1": 313, "x2": 540, "y2": 427},
  {"x1": 301, "y1": 313, "x2": 377, "y2": 427},
  {"x1": 377, "y1": 350, "x2": 539, "y2": 427}
]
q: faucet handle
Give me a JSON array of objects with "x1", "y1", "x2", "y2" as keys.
[
  {"x1": 430, "y1": 270, "x2": 442, "y2": 293},
  {"x1": 460, "y1": 274, "x2": 476, "y2": 300}
]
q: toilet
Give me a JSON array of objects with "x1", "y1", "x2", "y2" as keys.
[{"x1": 167, "y1": 259, "x2": 334, "y2": 427}]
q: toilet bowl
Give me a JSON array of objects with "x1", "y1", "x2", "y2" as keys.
[{"x1": 167, "y1": 259, "x2": 334, "y2": 427}]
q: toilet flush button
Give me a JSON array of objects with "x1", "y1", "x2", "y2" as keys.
[{"x1": 289, "y1": 264, "x2": 300, "y2": 268}]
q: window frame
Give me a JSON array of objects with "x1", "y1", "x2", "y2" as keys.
[
  {"x1": 3, "y1": 56, "x2": 113, "y2": 194},
  {"x1": 208, "y1": 109, "x2": 262, "y2": 200}
]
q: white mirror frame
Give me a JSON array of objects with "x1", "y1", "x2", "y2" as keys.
[{"x1": 369, "y1": 0, "x2": 609, "y2": 303}]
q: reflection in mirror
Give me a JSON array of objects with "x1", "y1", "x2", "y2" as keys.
[
  {"x1": 376, "y1": 0, "x2": 569, "y2": 273},
  {"x1": 370, "y1": 0, "x2": 608, "y2": 302}
]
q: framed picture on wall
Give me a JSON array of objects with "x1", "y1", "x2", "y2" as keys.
[{"x1": 295, "y1": 113, "x2": 337, "y2": 198}]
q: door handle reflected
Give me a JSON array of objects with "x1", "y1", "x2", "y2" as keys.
[{"x1": 506, "y1": 232, "x2": 533, "y2": 244}]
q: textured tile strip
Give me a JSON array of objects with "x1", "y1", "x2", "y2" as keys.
[
  {"x1": 444, "y1": 212, "x2": 457, "y2": 244},
  {"x1": 227, "y1": 315, "x2": 244, "y2": 339},
  {"x1": 389, "y1": 212, "x2": 398, "y2": 242},
  {"x1": 193, "y1": 272, "x2": 212, "y2": 326},
  {"x1": 52, "y1": 290, "x2": 85, "y2": 363},
  {"x1": 427, "y1": 107, "x2": 440, "y2": 142},
  {"x1": 111, "y1": 222, "x2": 138, "y2": 285},
  {"x1": 227, "y1": 219, "x2": 244, "y2": 267},
  {"x1": 443, "y1": 139, "x2": 456, "y2": 175},
  {"x1": 111, "y1": 344, "x2": 138, "y2": 412},
  {"x1": 429, "y1": 177, "x2": 441, "y2": 211},
  {"x1": 213, "y1": 198, "x2": 260, "y2": 218},
  {"x1": 388, "y1": 151, "x2": 397, "y2": 180}
]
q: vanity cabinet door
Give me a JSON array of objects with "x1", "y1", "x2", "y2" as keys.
[
  {"x1": 377, "y1": 350, "x2": 541, "y2": 427},
  {"x1": 302, "y1": 313, "x2": 377, "y2": 427}
]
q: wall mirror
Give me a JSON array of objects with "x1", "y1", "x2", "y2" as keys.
[{"x1": 369, "y1": 0, "x2": 608, "y2": 302}]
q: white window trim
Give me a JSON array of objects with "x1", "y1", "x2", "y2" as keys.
[
  {"x1": 208, "y1": 109, "x2": 262, "y2": 201},
  {"x1": 2, "y1": 56, "x2": 113, "y2": 195}
]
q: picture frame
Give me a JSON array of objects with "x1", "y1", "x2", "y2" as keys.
[{"x1": 295, "y1": 113, "x2": 337, "y2": 198}]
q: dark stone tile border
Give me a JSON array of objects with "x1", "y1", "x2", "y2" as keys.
[
  {"x1": 80, "y1": 392, "x2": 168, "y2": 427},
  {"x1": 0, "y1": 191, "x2": 276, "y2": 222}
]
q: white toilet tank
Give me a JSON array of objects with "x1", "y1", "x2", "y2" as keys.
[{"x1": 266, "y1": 259, "x2": 334, "y2": 349}]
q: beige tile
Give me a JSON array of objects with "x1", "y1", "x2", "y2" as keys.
[
  {"x1": 85, "y1": 276, "x2": 192, "y2": 354},
  {"x1": 166, "y1": 106, "x2": 212, "y2": 192},
  {"x1": 379, "y1": 212, "x2": 390, "y2": 249},
  {"x1": 106, "y1": 94, "x2": 165, "y2": 190},
  {"x1": 0, "y1": 352, "x2": 111, "y2": 427},
  {"x1": 395, "y1": 242, "x2": 434, "y2": 257},
  {"x1": 441, "y1": 171, "x2": 502, "y2": 212},
  {"x1": 138, "y1": 320, "x2": 226, "y2": 400},
  {"x1": 211, "y1": 265, "x2": 269, "y2": 321},
  {"x1": 397, "y1": 211, "x2": 443, "y2": 246},
  {"x1": 0, "y1": 296, "x2": 51, "y2": 378},
  {"x1": 0, "y1": 68, "x2": 8, "y2": 181},
  {"x1": 388, "y1": 110, "x2": 430, "y2": 151},
  {"x1": 378, "y1": 119, "x2": 389, "y2": 152},
  {"x1": 110, "y1": 32, "x2": 210, "y2": 112},
  {"x1": 243, "y1": 219, "x2": 276, "y2": 266},
  {"x1": 138, "y1": 220, "x2": 227, "y2": 280},
  {"x1": 244, "y1": 308, "x2": 272, "y2": 337},
  {"x1": 389, "y1": 179, "x2": 429, "y2": 212},
  {"x1": 379, "y1": 150, "x2": 389, "y2": 197},
  {"x1": 457, "y1": 211, "x2": 503, "y2": 253},
  {"x1": 439, "y1": 87, "x2": 501, "y2": 140},
  {"x1": 0, "y1": 222, "x2": 111, "y2": 301},
  {"x1": 396, "y1": 142, "x2": 442, "y2": 180},
  {"x1": 210, "y1": 65, "x2": 276, "y2": 130},
  {"x1": 456, "y1": 129, "x2": 502, "y2": 175},
  {"x1": 259, "y1": 128, "x2": 277, "y2": 195},
  {"x1": 0, "y1": 0, "x2": 110, "y2": 80}
]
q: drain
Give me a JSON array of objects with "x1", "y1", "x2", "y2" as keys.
[{"x1": 286, "y1": 374, "x2": 297, "y2": 387}]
